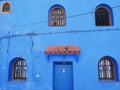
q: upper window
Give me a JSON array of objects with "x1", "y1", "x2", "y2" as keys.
[
  {"x1": 49, "y1": 6, "x2": 66, "y2": 26},
  {"x1": 98, "y1": 56, "x2": 115, "y2": 80},
  {"x1": 12, "y1": 58, "x2": 27, "y2": 80},
  {"x1": 2, "y1": 2, "x2": 11, "y2": 13},
  {"x1": 95, "y1": 6, "x2": 112, "y2": 26}
]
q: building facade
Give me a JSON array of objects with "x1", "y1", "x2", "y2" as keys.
[{"x1": 0, "y1": 0, "x2": 120, "y2": 90}]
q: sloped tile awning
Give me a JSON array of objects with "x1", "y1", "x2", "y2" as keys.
[{"x1": 45, "y1": 45, "x2": 80, "y2": 54}]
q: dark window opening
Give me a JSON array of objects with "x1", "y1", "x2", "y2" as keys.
[
  {"x1": 2, "y1": 2, "x2": 11, "y2": 12},
  {"x1": 95, "y1": 7, "x2": 111, "y2": 26}
]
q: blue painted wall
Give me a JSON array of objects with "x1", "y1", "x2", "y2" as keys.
[{"x1": 0, "y1": 0, "x2": 120, "y2": 90}]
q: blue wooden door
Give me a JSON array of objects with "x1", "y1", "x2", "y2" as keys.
[{"x1": 53, "y1": 62, "x2": 74, "y2": 90}]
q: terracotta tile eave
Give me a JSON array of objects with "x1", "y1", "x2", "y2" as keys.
[{"x1": 45, "y1": 45, "x2": 80, "y2": 54}]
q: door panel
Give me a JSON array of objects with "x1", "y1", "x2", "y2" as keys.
[{"x1": 53, "y1": 62, "x2": 74, "y2": 90}]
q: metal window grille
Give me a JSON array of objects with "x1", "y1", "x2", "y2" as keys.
[
  {"x1": 95, "y1": 7, "x2": 111, "y2": 26},
  {"x1": 50, "y1": 7, "x2": 65, "y2": 26},
  {"x1": 2, "y1": 2, "x2": 10, "y2": 12},
  {"x1": 13, "y1": 59, "x2": 26, "y2": 79},
  {"x1": 99, "y1": 58, "x2": 114, "y2": 80}
]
